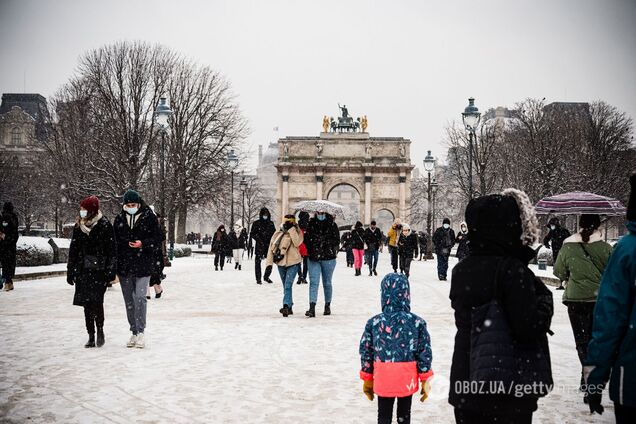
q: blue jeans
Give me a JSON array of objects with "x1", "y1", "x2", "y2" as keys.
[
  {"x1": 366, "y1": 249, "x2": 379, "y2": 271},
  {"x1": 308, "y1": 259, "x2": 336, "y2": 304},
  {"x1": 436, "y1": 253, "x2": 449, "y2": 278},
  {"x1": 277, "y1": 264, "x2": 299, "y2": 307}
]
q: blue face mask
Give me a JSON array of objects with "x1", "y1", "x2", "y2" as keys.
[
  {"x1": 317, "y1": 214, "x2": 326, "y2": 221},
  {"x1": 79, "y1": 210, "x2": 88, "y2": 218},
  {"x1": 126, "y1": 207, "x2": 138, "y2": 215},
  {"x1": 443, "y1": 224, "x2": 450, "y2": 229}
]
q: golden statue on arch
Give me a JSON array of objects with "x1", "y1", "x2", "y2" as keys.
[
  {"x1": 361, "y1": 115, "x2": 368, "y2": 132},
  {"x1": 322, "y1": 115, "x2": 330, "y2": 132}
]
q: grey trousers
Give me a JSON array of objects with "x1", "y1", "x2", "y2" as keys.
[{"x1": 119, "y1": 275, "x2": 149, "y2": 335}]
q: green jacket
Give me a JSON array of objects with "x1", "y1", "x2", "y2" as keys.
[{"x1": 553, "y1": 231, "x2": 613, "y2": 303}]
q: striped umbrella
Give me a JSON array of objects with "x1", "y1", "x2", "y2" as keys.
[{"x1": 535, "y1": 191, "x2": 626, "y2": 216}]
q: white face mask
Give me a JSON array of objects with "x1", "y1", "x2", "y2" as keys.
[
  {"x1": 79, "y1": 210, "x2": 88, "y2": 219},
  {"x1": 550, "y1": 225, "x2": 556, "y2": 230},
  {"x1": 443, "y1": 224, "x2": 450, "y2": 229},
  {"x1": 126, "y1": 207, "x2": 138, "y2": 215}
]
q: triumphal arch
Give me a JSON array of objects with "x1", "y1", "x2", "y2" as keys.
[{"x1": 275, "y1": 105, "x2": 414, "y2": 225}]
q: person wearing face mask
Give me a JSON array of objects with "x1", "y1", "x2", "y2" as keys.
[
  {"x1": 397, "y1": 223, "x2": 418, "y2": 279},
  {"x1": 228, "y1": 222, "x2": 247, "y2": 271},
  {"x1": 267, "y1": 215, "x2": 303, "y2": 317},
  {"x1": 455, "y1": 222, "x2": 470, "y2": 262},
  {"x1": 67, "y1": 196, "x2": 116, "y2": 348},
  {"x1": 211, "y1": 225, "x2": 229, "y2": 271},
  {"x1": 543, "y1": 217, "x2": 571, "y2": 290},
  {"x1": 351, "y1": 221, "x2": 366, "y2": 276},
  {"x1": 304, "y1": 211, "x2": 340, "y2": 317},
  {"x1": 113, "y1": 189, "x2": 160, "y2": 349},
  {"x1": 0, "y1": 202, "x2": 19, "y2": 291},
  {"x1": 250, "y1": 207, "x2": 276, "y2": 284},
  {"x1": 432, "y1": 218, "x2": 455, "y2": 281},
  {"x1": 364, "y1": 220, "x2": 383, "y2": 276}
]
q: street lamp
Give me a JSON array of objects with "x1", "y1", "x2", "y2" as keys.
[
  {"x1": 462, "y1": 97, "x2": 481, "y2": 199},
  {"x1": 423, "y1": 150, "x2": 436, "y2": 260},
  {"x1": 239, "y1": 174, "x2": 248, "y2": 229},
  {"x1": 431, "y1": 177, "x2": 439, "y2": 231},
  {"x1": 227, "y1": 149, "x2": 239, "y2": 226},
  {"x1": 154, "y1": 96, "x2": 173, "y2": 265}
]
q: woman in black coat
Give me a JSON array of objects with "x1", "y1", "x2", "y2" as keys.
[
  {"x1": 397, "y1": 223, "x2": 418, "y2": 278},
  {"x1": 67, "y1": 196, "x2": 116, "y2": 348},
  {"x1": 455, "y1": 221, "x2": 470, "y2": 261},
  {"x1": 450, "y1": 190, "x2": 553, "y2": 424},
  {"x1": 211, "y1": 225, "x2": 229, "y2": 271}
]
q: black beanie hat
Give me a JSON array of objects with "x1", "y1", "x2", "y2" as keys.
[
  {"x1": 627, "y1": 173, "x2": 636, "y2": 221},
  {"x1": 443, "y1": 218, "x2": 451, "y2": 225}
]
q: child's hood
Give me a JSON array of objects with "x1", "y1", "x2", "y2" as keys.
[{"x1": 380, "y1": 273, "x2": 411, "y2": 313}]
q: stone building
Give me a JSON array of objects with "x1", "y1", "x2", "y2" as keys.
[
  {"x1": 0, "y1": 93, "x2": 48, "y2": 164},
  {"x1": 276, "y1": 130, "x2": 414, "y2": 226}
]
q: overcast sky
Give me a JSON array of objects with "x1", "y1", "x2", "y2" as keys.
[{"x1": 1, "y1": 0, "x2": 634, "y2": 172}]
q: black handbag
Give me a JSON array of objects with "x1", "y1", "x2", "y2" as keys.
[
  {"x1": 469, "y1": 258, "x2": 553, "y2": 397},
  {"x1": 272, "y1": 230, "x2": 287, "y2": 263},
  {"x1": 83, "y1": 254, "x2": 106, "y2": 271}
]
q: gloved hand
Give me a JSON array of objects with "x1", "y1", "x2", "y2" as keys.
[
  {"x1": 420, "y1": 379, "x2": 431, "y2": 402},
  {"x1": 283, "y1": 221, "x2": 294, "y2": 231},
  {"x1": 587, "y1": 393, "x2": 604, "y2": 415},
  {"x1": 67, "y1": 275, "x2": 74, "y2": 286},
  {"x1": 362, "y1": 380, "x2": 374, "y2": 401}
]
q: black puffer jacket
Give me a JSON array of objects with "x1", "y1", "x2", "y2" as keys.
[
  {"x1": 67, "y1": 215, "x2": 117, "y2": 305},
  {"x1": 305, "y1": 215, "x2": 340, "y2": 261},
  {"x1": 449, "y1": 194, "x2": 553, "y2": 414},
  {"x1": 250, "y1": 208, "x2": 276, "y2": 258},
  {"x1": 351, "y1": 227, "x2": 366, "y2": 250},
  {"x1": 397, "y1": 232, "x2": 419, "y2": 258},
  {"x1": 433, "y1": 227, "x2": 455, "y2": 255},
  {"x1": 113, "y1": 206, "x2": 160, "y2": 278},
  {"x1": 211, "y1": 227, "x2": 230, "y2": 254},
  {"x1": 364, "y1": 227, "x2": 383, "y2": 251}
]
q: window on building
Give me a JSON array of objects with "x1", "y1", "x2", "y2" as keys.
[{"x1": 11, "y1": 127, "x2": 22, "y2": 145}]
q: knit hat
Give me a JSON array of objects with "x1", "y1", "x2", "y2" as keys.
[
  {"x1": 79, "y1": 196, "x2": 99, "y2": 217},
  {"x1": 283, "y1": 214, "x2": 296, "y2": 223},
  {"x1": 627, "y1": 173, "x2": 636, "y2": 221},
  {"x1": 443, "y1": 218, "x2": 451, "y2": 225},
  {"x1": 355, "y1": 221, "x2": 363, "y2": 229},
  {"x1": 402, "y1": 223, "x2": 411, "y2": 231},
  {"x1": 123, "y1": 189, "x2": 142, "y2": 204}
]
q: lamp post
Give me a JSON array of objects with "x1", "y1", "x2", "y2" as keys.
[
  {"x1": 239, "y1": 174, "x2": 247, "y2": 228},
  {"x1": 154, "y1": 96, "x2": 173, "y2": 265},
  {"x1": 462, "y1": 97, "x2": 481, "y2": 200},
  {"x1": 423, "y1": 150, "x2": 436, "y2": 260},
  {"x1": 431, "y1": 177, "x2": 439, "y2": 231},
  {"x1": 227, "y1": 149, "x2": 239, "y2": 226}
]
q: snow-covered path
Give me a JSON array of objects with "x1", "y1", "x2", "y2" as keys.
[{"x1": 0, "y1": 253, "x2": 614, "y2": 423}]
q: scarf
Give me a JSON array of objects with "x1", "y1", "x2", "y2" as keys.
[{"x1": 79, "y1": 211, "x2": 103, "y2": 235}]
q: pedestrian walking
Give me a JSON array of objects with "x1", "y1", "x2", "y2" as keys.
[
  {"x1": 364, "y1": 220, "x2": 383, "y2": 276},
  {"x1": 351, "y1": 221, "x2": 366, "y2": 276},
  {"x1": 229, "y1": 222, "x2": 247, "y2": 271},
  {"x1": 148, "y1": 208, "x2": 165, "y2": 299},
  {"x1": 387, "y1": 218, "x2": 402, "y2": 273},
  {"x1": 304, "y1": 211, "x2": 340, "y2": 317},
  {"x1": 585, "y1": 173, "x2": 636, "y2": 423},
  {"x1": 455, "y1": 222, "x2": 469, "y2": 261},
  {"x1": 543, "y1": 217, "x2": 571, "y2": 290},
  {"x1": 417, "y1": 231, "x2": 428, "y2": 261},
  {"x1": 67, "y1": 196, "x2": 116, "y2": 348},
  {"x1": 450, "y1": 189, "x2": 554, "y2": 424},
  {"x1": 359, "y1": 273, "x2": 434, "y2": 424},
  {"x1": 211, "y1": 225, "x2": 229, "y2": 271},
  {"x1": 341, "y1": 230, "x2": 354, "y2": 267},
  {"x1": 0, "y1": 202, "x2": 19, "y2": 291},
  {"x1": 250, "y1": 207, "x2": 276, "y2": 284},
  {"x1": 247, "y1": 235, "x2": 254, "y2": 259},
  {"x1": 432, "y1": 218, "x2": 455, "y2": 281},
  {"x1": 267, "y1": 214, "x2": 303, "y2": 317},
  {"x1": 397, "y1": 224, "x2": 418, "y2": 279},
  {"x1": 113, "y1": 189, "x2": 160, "y2": 349},
  {"x1": 553, "y1": 214, "x2": 612, "y2": 400},
  {"x1": 296, "y1": 211, "x2": 310, "y2": 284}
]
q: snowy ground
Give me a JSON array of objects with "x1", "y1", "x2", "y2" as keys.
[{"x1": 0, "y1": 253, "x2": 613, "y2": 423}]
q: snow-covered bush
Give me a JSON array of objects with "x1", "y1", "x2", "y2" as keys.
[
  {"x1": 173, "y1": 245, "x2": 192, "y2": 258},
  {"x1": 49, "y1": 238, "x2": 71, "y2": 263},
  {"x1": 16, "y1": 237, "x2": 55, "y2": 266},
  {"x1": 536, "y1": 245, "x2": 554, "y2": 266}
]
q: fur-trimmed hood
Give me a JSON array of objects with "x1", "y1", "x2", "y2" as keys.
[{"x1": 563, "y1": 230, "x2": 603, "y2": 245}]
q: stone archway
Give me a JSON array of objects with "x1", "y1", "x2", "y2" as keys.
[
  {"x1": 275, "y1": 114, "x2": 414, "y2": 224},
  {"x1": 374, "y1": 208, "x2": 395, "y2": 233},
  {"x1": 326, "y1": 183, "x2": 361, "y2": 225}
]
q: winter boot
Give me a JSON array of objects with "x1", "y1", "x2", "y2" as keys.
[
  {"x1": 305, "y1": 302, "x2": 316, "y2": 318},
  {"x1": 238, "y1": 264, "x2": 242, "y2": 271},
  {"x1": 235, "y1": 262, "x2": 239, "y2": 270},
  {"x1": 324, "y1": 302, "x2": 331, "y2": 316},
  {"x1": 85, "y1": 333, "x2": 96, "y2": 348},
  {"x1": 215, "y1": 265, "x2": 218, "y2": 271},
  {"x1": 256, "y1": 280, "x2": 262, "y2": 285},
  {"x1": 4, "y1": 281, "x2": 13, "y2": 291},
  {"x1": 279, "y1": 304, "x2": 290, "y2": 317},
  {"x1": 96, "y1": 327, "x2": 105, "y2": 347},
  {"x1": 369, "y1": 269, "x2": 373, "y2": 276},
  {"x1": 135, "y1": 333, "x2": 145, "y2": 349},
  {"x1": 373, "y1": 269, "x2": 378, "y2": 276},
  {"x1": 264, "y1": 277, "x2": 273, "y2": 284},
  {"x1": 126, "y1": 334, "x2": 137, "y2": 348}
]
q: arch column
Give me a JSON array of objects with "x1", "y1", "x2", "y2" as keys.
[
  {"x1": 399, "y1": 172, "x2": 406, "y2": 220},
  {"x1": 316, "y1": 170, "x2": 323, "y2": 200},
  {"x1": 364, "y1": 174, "x2": 372, "y2": 225},
  {"x1": 282, "y1": 172, "x2": 289, "y2": 215}
]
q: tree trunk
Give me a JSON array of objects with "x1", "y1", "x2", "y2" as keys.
[
  {"x1": 168, "y1": 207, "x2": 176, "y2": 245},
  {"x1": 177, "y1": 203, "x2": 187, "y2": 244}
]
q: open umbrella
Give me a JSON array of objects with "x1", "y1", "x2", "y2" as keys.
[
  {"x1": 535, "y1": 191, "x2": 626, "y2": 216},
  {"x1": 293, "y1": 199, "x2": 349, "y2": 220}
]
